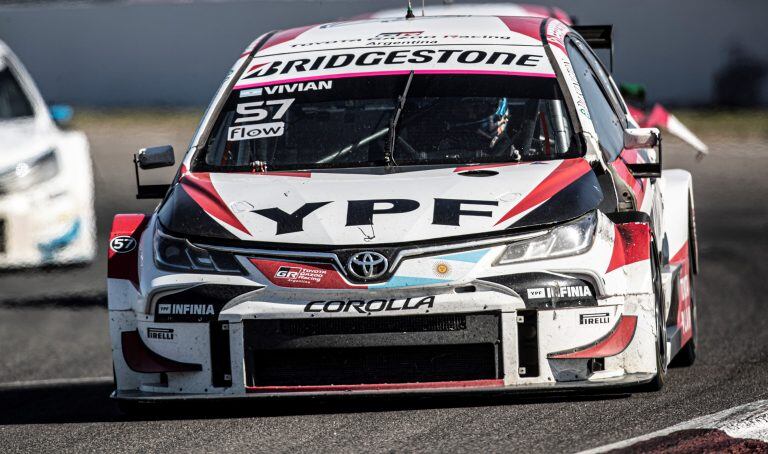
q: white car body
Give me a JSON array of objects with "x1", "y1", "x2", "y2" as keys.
[
  {"x1": 0, "y1": 41, "x2": 95, "y2": 268},
  {"x1": 108, "y1": 16, "x2": 697, "y2": 404}
]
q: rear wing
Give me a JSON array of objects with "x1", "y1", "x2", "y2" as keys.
[{"x1": 571, "y1": 25, "x2": 614, "y2": 72}]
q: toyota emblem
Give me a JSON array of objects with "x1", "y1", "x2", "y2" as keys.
[{"x1": 347, "y1": 251, "x2": 389, "y2": 280}]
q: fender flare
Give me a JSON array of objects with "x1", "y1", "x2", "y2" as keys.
[{"x1": 660, "y1": 169, "x2": 697, "y2": 274}]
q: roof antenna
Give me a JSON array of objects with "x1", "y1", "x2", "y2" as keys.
[{"x1": 405, "y1": 0, "x2": 415, "y2": 18}]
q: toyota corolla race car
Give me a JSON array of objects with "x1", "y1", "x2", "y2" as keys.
[
  {"x1": 109, "y1": 15, "x2": 698, "y2": 408},
  {"x1": 0, "y1": 40, "x2": 95, "y2": 268}
]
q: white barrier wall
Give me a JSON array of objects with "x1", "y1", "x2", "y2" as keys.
[{"x1": 0, "y1": 0, "x2": 766, "y2": 106}]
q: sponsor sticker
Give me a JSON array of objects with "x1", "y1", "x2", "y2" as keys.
[
  {"x1": 304, "y1": 296, "x2": 435, "y2": 313},
  {"x1": 147, "y1": 327, "x2": 174, "y2": 340},
  {"x1": 240, "y1": 81, "x2": 332, "y2": 98},
  {"x1": 579, "y1": 312, "x2": 610, "y2": 325},
  {"x1": 228, "y1": 122, "x2": 285, "y2": 141},
  {"x1": 526, "y1": 286, "x2": 593, "y2": 299},
  {"x1": 156, "y1": 303, "x2": 215, "y2": 316},
  {"x1": 240, "y1": 88, "x2": 263, "y2": 98},
  {"x1": 274, "y1": 265, "x2": 327, "y2": 285},
  {"x1": 228, "y1": 98, "x2": 295, "y2": 141},
  {"x1": 237, "y1": 45, "x2": 553, "y2": 88}
]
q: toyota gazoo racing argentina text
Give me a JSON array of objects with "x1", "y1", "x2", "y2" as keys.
[{"x1": 108, "y1": 16, "x2": 698, "y2": 408}]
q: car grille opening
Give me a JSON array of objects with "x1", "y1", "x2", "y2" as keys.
[
  {"x1": 244, "y1": 312, "x2": 502, "y2": 388},
  {"x1": 277, "y1": 314, "x2": 467, "y2": 336}
]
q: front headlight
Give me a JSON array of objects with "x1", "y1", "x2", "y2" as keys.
[
  {"x1": 154, "y1": 226, "x2": 243, "y2": 274},
  {"x1": 496, "y1": 211, "x2": 597, "y2": 265},
  {"x1": 0, "y1": 148, "x2": 59, "y2": 194}
]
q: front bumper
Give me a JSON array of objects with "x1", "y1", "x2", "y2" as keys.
[
  {"x1": 110, "y1": 211, "x2": 659, "y2": 400},
  {"x1": 110, "y1": 288, "x2": 658, "y2": 400}
]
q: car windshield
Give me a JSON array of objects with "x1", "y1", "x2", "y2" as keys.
[
  {"x1": 195, "y1": 74, "x2": 580, "y2": 172},
  {"x1": 0, "y1": 61, "x2": 33, "y2": 120}
]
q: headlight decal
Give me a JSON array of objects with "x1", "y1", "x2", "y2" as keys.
[
  {"x1": 494, "y1": 159, "x2": 594, "y2": 226},
  {"x1": 154, "y1": 226, "x2": 243, "y2": 274},
  {"x1": 179, "y1": 173, "x2": 250, "y2": 235},
  {"x1": 496, "y1": 211, "x2": 597, "y2": 265}
]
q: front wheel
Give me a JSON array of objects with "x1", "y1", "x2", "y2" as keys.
[
  {"x1": 671, "y1": 238, "x2": 697, "y2": 367},
  {"x1": 640, "y1": 244, "x2": 667, "y2": 392}
]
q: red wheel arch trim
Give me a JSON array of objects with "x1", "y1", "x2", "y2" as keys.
[
  {"x1": 548, "y1": 315, "x2": 638, "y2": 359},
  {"x1": 121, "y1": 330, "x2": 202, "y2": 373},
  {"x1": 606, "y1": 222, "x2": 651, "y2": 273},
  {"x1": 108, "y1": 214, "x2": 149, "y2": 288}
]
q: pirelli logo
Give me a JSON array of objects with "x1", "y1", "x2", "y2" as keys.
[
  {"x1": 579, "y1": 312, "x2": 610, "y2": 325},
  {"x1": 147, "y1": 327, "x2": 174, "y2": 340}
]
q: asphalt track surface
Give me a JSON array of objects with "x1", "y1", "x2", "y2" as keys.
[{"x1": 1, "y1": 113, "x2": 767, "y2": 453}]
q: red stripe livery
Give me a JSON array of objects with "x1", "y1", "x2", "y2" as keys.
[
  {"x1": 495, "y1": 159, "x2": 591, "y2": 225},
  {"x1": 180, "y1": 173, "x2": 250, "y2": 236},
  {"x1": 250, "y1": 258, "x2": 366, "y2": 289},
  {"x1": 108, "y1": 214, "x2": 149, "y2": 288},
  {"x1": 606, "y1": 222, "x2": 651, "y2": 273},
  {"x1": 548, "y1": 315, "x2": 637, "y2": 359}
]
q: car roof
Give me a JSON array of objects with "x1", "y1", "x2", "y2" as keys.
[
  {"x1": 254, "y1": 15, "x2": 550, "y2": 57},
  {"x1": 233, "y1": 16, "x2": 562, "y2": 91},
  {"x1": 364, "y1": 3, "x2": 572, "y2": 24}
]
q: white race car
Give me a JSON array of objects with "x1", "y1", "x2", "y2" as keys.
[
  {"x1": 109, "y1": 15, "x2": 697, "y2": 409},
  {"x1": 0, "y1": 40, "x2": 95, "y2": 268}
]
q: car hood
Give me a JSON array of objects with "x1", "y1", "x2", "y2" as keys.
[
  {"x1": 0, "y1": 119, "x2": 56, "y2": 172},
  {"x1": 158, "y1": 159, "x2": 603, "y2": 246}
]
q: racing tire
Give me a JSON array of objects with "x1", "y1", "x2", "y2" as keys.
[
  {"x1": 639, "y1": 244, "x2": 667, "y2": 392},
  {"x1": 670, "y1": 236, "x2": 697, "y2": 367}
]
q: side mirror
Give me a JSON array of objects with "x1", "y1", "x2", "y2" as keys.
[
  {"x1": 133, "y1": 145, "x2": 175, "y2": 199},
  {"x1": 623, "y1": 128, "x2": 662, "y2": 178},
  {"x1": 137, "y1": 145, "x2": 175, "y2": 169},
  {"x1": 49, "y1": 104, "x2": 73, "y2": 126},
  {"x1": 624, "y1": 128, "x2": 658, "y2": 149}
]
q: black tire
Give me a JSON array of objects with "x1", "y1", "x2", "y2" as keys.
[
  {"x1": 640, "y1": 244, "x2": 667, "y2": 392},
  {"x1": 116, "y1": 399, "x2": 148, "y2": 416},
  {"x1": 670, "y1": 238, "x2": 697, "y2": 367},
  {"x1": 116, "y1": 398, "x2": 172, "y2": 418}
]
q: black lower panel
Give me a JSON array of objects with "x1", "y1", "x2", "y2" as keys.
[
  {"x1": 249, "y1": 344, "x2": 496, "y2": 386},
  {"x1": 244, "y1": 313, "x2": 502, "y2": 387}
]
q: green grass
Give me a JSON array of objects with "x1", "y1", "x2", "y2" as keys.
[
  {"x1": 71, "y1": 108, "x2": 203, "y2": 130},
  {"x1": 673, "y1": 110, "x2": 768, "y2": 138}
]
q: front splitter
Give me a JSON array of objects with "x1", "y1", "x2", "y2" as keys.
[{"x1": 112, "y1": 372, "x2": 655, "y2": 402}]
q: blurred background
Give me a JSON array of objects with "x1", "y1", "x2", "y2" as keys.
[{"x1": 0, "y1": 0, "x2": 766, "y2": 384}]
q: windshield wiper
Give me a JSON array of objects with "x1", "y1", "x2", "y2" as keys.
[{"x1": 385, "y1": 70, "x2": 415, "y2": 167}]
